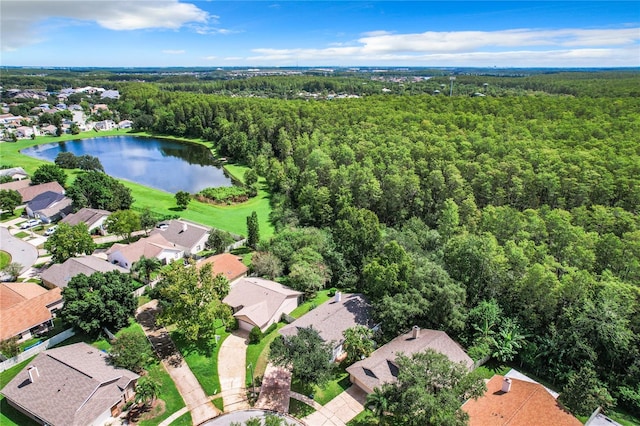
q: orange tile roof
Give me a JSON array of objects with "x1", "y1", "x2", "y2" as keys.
[
  {"x1": 198, "y1": 253, "x2": 248, "y2": 282},
  {"x1": 0, "y1": 284, "x2": 62, "y2": 341},
  {"x1": 462, "y1": 375, "x2": 581, "y2": 426}
]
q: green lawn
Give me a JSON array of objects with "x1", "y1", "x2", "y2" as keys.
[
  {"x1": 245, "y1": 323, "x2": 286, "y2": 387},
  {"x1": 171, "y1": 322, "x2": 230, "y2": 396},
  {"x1": 0, "y1": 131, "x2": 274, "y2": 239},
  {"x1": 346, "y1": 409, "x2": 379, "y2": 426},
  {"x1": 0, "y1": 251, "x2": 11, "y2": 269},
  {"x1": 138, "y1": 362, "x2": 186, "y2": 426},
  {"x1": 289, "y1": 290, "x2": 333, "y2": 319},
  {"x1": 212, "y1": 397, "x2": 224, "y2": 411},
  {"x1": 169, "y1": 411, "x2": 192, "y2": 426},
  {"x1": 288, "y1": 398, "x2": 315, "y2": 418},
  {"x1": 290, "y1": 364, "x2": 351, "y2": 406}
]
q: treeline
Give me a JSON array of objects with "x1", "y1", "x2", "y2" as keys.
[{"x1": 118, "y1": 75, "x2": 640, "y2": 416}]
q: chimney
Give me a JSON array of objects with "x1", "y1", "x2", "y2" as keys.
[
  {"x1": 181, "y1": 222, "x2": 188, "y2": 233},
  {"x1": 27, "y1": 366, "x2": 39, "y2": 383},
  {"x1": 335, "y1": 292, "x2": 341, "y2": 302},
  {"x1": 501, "y1": 377, "x2": 512, "y2": 393},
  {"x1": 412, "y1": 325, "x2": 420, "y2": 339}
]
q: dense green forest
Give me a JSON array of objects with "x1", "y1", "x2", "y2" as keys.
[
  {"x1": 118, "y1": 73, "x2": 640, "y2": 417},
  {"x1": 3, "y1": 70, "x2": 639, "y2": 417}
]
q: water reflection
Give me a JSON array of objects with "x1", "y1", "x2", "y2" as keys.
[{"x1": 22, "y1": 136, "x2": 232, "y2": 193}]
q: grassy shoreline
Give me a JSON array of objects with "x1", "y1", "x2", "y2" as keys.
[{"x1": 0, "y1": 131, "x2": 274, "y2": 238}]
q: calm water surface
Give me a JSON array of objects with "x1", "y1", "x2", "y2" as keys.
[{"x1": 22, "y1": 136, "x2": 232, "y2": 193}]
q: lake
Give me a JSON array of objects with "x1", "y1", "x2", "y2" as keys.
[{"x1": 22, "y1": 136, "x2": 232, "y2": 193}]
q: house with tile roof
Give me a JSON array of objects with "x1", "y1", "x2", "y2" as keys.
[
  {"x1": 198, "y1": 253, "x2": 248, "y2": 283},
  {"x1": 462, "y1": 374, "x2": 581, "y2": 426},
  {"x1": 16, "y1": 181, "x2": 65, "y2": 203},
  {"x1": 26, "y1": 191, "x2": 73, "y2": 223},
  {"x1": 0, "y1": 282, "x2": 63, "y2": 342},
  {"x1": 0, "y1": 178, "x2": 31, "y2": 193},
  {"x1": 40, "y1": 256, "x2": 128, "y2": 289},
  {"x1": 150, "y1": 219, "x2": 210, "y2": 256},
  {"x1": 280, "y1": 293, "x2": 373, "y2": 361},
  {"x1": 60, "y1": 207, "x2": 111, "y2": 235},
  {"x1": 223, "y1": 277, "x2": 303, "y2": 332},
  {"x1": 1, "y1": 342, "x2": 139, "y2": 426},
  {"x1": 346, "y1": 326, "x2": 473, "y2": 394},
  {"x1": 106, "y1": 233, "x2": 183, "y2": 270}
]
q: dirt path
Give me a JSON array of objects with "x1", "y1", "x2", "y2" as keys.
[
  {"x1": 217, "y1": 330, "x2": 251, "y2": 411},
  {"x1": 136, "y1": 301, "x2": 220, "y2": 425}
]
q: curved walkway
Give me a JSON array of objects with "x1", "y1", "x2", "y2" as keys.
[
  {"x1": 217, "y1": 331, "x2": 251, "y2": 411},
  {"x1": 0, "y1": 226, "x2": 38, "y2": 273},
  {"x1": 136, "y1": 301, "x2": 220, "y2": 425}
]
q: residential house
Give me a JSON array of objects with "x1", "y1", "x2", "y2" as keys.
[
  {"x1": 0, "y1": 114, "x2": 24, "y2": 126},
  {"x1": 26, "y1": 191, "x2": 73, "y2": 223},
  {"x1": 150, "y1": 219, "x2": 210, "y2": 256},
  {"x1": 0, "y1": 282, "x2": 63, "y2": 343},
  {"x1": 118, "y1": 120, "x2": 133, "y2": 129},
  {"x1": 94, "y1": 120, "x2": 116, "y2": 131},
  {"x1": 0, "y1": 178, "x2": 31, "y2": 193},
  {"x1": 40, "y1": 124, "x2": 58, "y2": 135},
  {"x1": 198, "y1": 253, "x2": 248, "y2": 283},
  {"x1": 101, "y1": 90, "x2": 120, "y2": 100},
  {"x1": 91, "y1": 104, "x2": 109, "y2": 114},
  {"x1": 15, "y1": 126, "x2": 36, "y2": 138},
  {"x1": 16, "y1": 181, "x2": 64, "y2": 203},
  {"x1": 462, "y1": 374, "x2": 581, "y2": 426},
  {"x1": 1, "y1": 342, "x2": 139, "y2": 426},
  {"x1": 223, "y1": 277, "x2": 303, "y2": 332},
  {"x1": 60, "y1": 208, "x2": 111, "y2": 235},
  {"x1": 106, "y1": 233, "x2": 183, "y2": 269},
  {"x1": 346, "y1": 326, "x2": 474, "y2": 394},
  {"x1": 280, "y1": 293, "x2": 373, "y2": 361},
  {"x1": 0, "y1": 167, "x2": 28, "y2": 181},
  {"x1": 40, "y1": 256, "x2": 128, "y2": 289}
]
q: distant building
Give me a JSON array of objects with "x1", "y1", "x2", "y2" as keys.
[{"x1": 0, "y1": 167, "x2": 28, "y2": 181}]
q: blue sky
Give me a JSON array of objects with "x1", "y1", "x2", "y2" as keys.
[{"x1": 2, "y1": 1, "x2": 639, "y2": 67}]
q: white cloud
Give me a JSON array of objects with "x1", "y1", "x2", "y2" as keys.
[
  {"x1": 1, "y1": 0, "x2": 209, "y2": 51},
  {"x1": 203, "y1": 55, "x2": 217, "y2": 60},
  {"x1": 163, "y1": 50, "x2": 186, "y2": 55},
  {"x1": 247, "y1": 27, "x2": 640, "y2": 66}
]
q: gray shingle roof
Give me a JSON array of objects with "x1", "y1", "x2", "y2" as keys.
[
  {"x1": 346, "y1": 328, "x2": 473, "y2": 393},
  {"x1": 279, "y1": 293, "x2": 372, "y2": 346},
  {"x1": 27, "y1": 191, "x2": 67, "y2": 211},
  {"x1": 40, "y1": 256, "x2": 128, "y2": 288},
  {"x1": 149, "y1": 219, "x2": 210, "y2": 252},
  {"x1": 0, "y1": 342, "x2": 138, "y2": 426}
]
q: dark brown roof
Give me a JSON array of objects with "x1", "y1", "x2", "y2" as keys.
[
  {"x1": 462, "y1": 375, "x2": 581, "y2": 426},
  {"x1": 1, "y1": 342, "x2": 139, "y2": 426},
  {"x1": 279, "y1": 293, "x2": 372, "y2": 346},
  {"x1": 346, "y1": 328, "x2": 473, "y2": 393},
  {"x1": 198, "y1": 253, "x2": 248, "y2": 282}
]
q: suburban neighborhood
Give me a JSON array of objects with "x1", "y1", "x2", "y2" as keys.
[{"x1": 1, "y1": 67, "x2": 638, "y2": 426}]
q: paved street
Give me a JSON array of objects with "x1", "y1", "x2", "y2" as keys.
[{"x1": 0, "y1": 226, "x2": 39, "y2": 273}]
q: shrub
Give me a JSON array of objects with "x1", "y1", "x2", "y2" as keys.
[
  {"x1": 249, "y1": 326, "x2": 262, "y2": 344},
  {"x1": 264, "y1": 323, "x2": 278, "y2": 335}
]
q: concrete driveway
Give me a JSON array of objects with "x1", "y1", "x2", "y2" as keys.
[
  {"x1": 0, "y1": 226, "x2": 38, "y2": 273},
  {"x1": 302, "y1": 385, "x2": 367, "y2": 426},
  {"x1": 136, "y1": 301, "x2": 220, "y2": 425},
  {"x1": 255, "y1": 363, "x2": 292, "y2": 413},
  {"x1": 218, "y1": 331, "x2": 251, "y2": 411}
]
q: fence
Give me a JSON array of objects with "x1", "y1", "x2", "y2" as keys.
[{"x1": 0, "y1": 328, "x2": 75, "y2": 372}]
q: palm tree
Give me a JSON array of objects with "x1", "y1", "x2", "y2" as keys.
[
  {"x1": 366, "y1": 386, "x2": 389, "y2": 422},
  {"x1": 135, "y1": 376, "x2": 161, "y2": 407},
  {"x1": 132, "y1": 256, "x2": 162, "y2": 285}
]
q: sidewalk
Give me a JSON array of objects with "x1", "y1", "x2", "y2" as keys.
[{"x1": 136, "y1": 300, "x2": 220, "y2": 425}]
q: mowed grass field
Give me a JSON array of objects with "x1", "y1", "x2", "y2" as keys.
[{"x1": 0, "y1": 131, "x2": 273, "y2": 239}]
